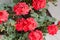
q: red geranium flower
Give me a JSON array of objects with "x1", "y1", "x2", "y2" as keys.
[
  {"x1": 13, "y1": 2, "x2": 31, "y2": 15},
  {"x1": 32, "y1": 0, "x2": 46, "y2": 10},
  {"x1": 57, "y1": 21, "x2": 60, "y2": 25},
  {"x1": 47, "y1": 24, "x2": 58, "y2": 35},
  {"x1": 23, "y1": 18, "x2": 38, "y2": 32},
  {"x1": 28, "y1": 30, "x2": 43, "y2": 40},
  {"x1": 15, "y1": 18, "x2": 25, "y2": 31},
  {"x1": 0, "y1": 10, "x2": 9, "y2": 24},
  {"x1": 15, "y1": 18, "x2": 37, "y2": 32}
]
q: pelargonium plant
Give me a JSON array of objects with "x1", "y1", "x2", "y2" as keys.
[{"x1": 0, "y1": 0, "x2": 58, "y2": 40}]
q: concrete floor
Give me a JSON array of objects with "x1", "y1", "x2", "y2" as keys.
[
  {"x1": 45, "y1": 30, "x2": 60, "y2": 40},
  {"x1": 48, "y1": 0, "x2": 60, "y2": 24}
]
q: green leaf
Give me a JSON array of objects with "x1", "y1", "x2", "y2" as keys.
[
  {"x1": 0, "y1": 25, "x2": 3, "y2": 29},
  {"x1": 7, "y1": 3, "x2": 15, "y2": 7},
  {"x1": 45, "y1": 16, "x2": 56, "y2": 22},
  {"x1": 23, "y1": 32, "x2": 29, "y2": 38},
  {"x1": 3, "y1": 34, "x2": 15, "y2": 40},
  {"x1": 38, "y1": 16, "x2": 45, "y2": 22},
  {"x1": 31, "y1": 12, "x2": 38, "y2": 18},
  {"x1": 0, "y1": 25, "x2": 5, "y2": 32},
  {"x1": 0, "y1": 4, "x2": 4, "y2": 10},
  {"x1": 6, "y1": 19, "x2": 15, "y2": 26},
  {"x1": 41, "y1": 12, "x2": 47, "y2": 17},
  {"x1": 13, "y1": 0, "x2": 20, "y2": 3}
]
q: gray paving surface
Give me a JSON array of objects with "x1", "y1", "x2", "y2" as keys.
[
  {"x1": 45, "y1": 30, "x2": 60, "y2": 40},
  {"x1": 48, "y1": 0, "x2": 60, "y2": 23}
]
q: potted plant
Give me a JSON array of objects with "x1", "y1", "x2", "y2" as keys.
[{"x1": 0, "y1": 0, "x2": 59, "y2": 40}]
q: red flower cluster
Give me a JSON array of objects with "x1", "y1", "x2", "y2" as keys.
[
  {"x1": 28, "y1": 30, "x2": 43, "y2": 40},
  {"x1": 47, "y1": 24, "x2": 58, "y2": 35},
  {"x1": 32, "y1": 0, "x2": 46, "y2": 10},
  {"x1": 13, "y1": 2, "x2": 30, "y2": 15},
  {"x1": 57, "y1": 21, "x2": 60, "y2": 25},
  {"x1": 15, "y1": 18, "x2": 37, "y2": 32},
  {"x1": 0, "y1": 10, "x2": 9, "y2": 24}
]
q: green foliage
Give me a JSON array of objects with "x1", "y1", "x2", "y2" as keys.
[
  {"x1": 0, "y1": 4, "x2": 4, "y2": 10},
  {"x1": 13, "y1": 0, "x2": 32, "y2": 4},
  {"x1": 6, "y1": 19, "x2": 15, "y2": 26},
  {"x1": 13, "y1": 0, "x2": 20, "y2": 3},
  {"x1": 31, "y1": 12, "x2": 56, "y2": 33},
  {"x1": 0, "y1": 3, "x2": 15, "y2": 11},
  {"x1": 18, "y1": 32, "x2": 29, "y2": 40}
]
